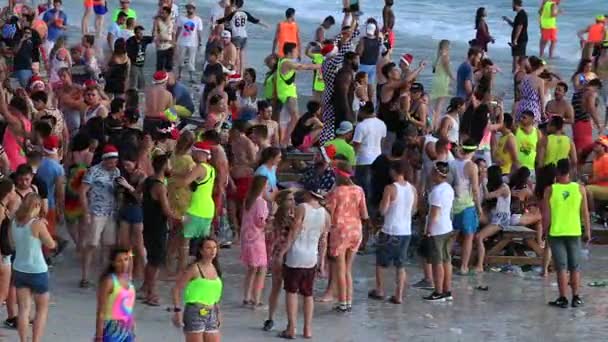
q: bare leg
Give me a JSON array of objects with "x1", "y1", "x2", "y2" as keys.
[
  {"x1": 549, "y1": 40, "x2": 556, "y2": 59},
  {"x1": 117, "y1": 221, "x2": 131, "y2": 249},
  {"x1": 459, "y1": 233, "x2": 474, "y2": 273},
  {"x1": 243, "y1": 266, "x2": 255, "y2": 303},
  {"x1": 432, "y1": 263, "x2": 445, "y2": 294},
  {"x1": 333, "y1": 253, "x2": 346, "y2": 303},
  {"x1": 442, "y1": 261, "x2": 452, "y2": 293},
  {"x1": 374, "y1": 266, "x2": 385, "y2": 296},
  {"x1": 131, "y1": 225, "x2": 145, "y2": 279},
  {"x1": 253, "y1": 267, "x2": 267, "y2": 305},
  {"x1": 556, "y1": 270, "x2": 568, "y2": 297},
  {"x1": 474, "y1": 224, "x2": 502, "y2": 272},
  {"x1": 94, "y1": 15, "x2": 104, "y2": 36},
  {"x1": 203, "y1": 331, "x2": 220, "y2": 342},
  {"x1": 66, "y1": 220, "x2": 82, "y2": 253},
  {"x1": 423, "y1": 262, "x2": 433, "y2": 284},
  {"x1": 81, "y1": 245, "x2": 96, "y2": 283},
  {"x1": 32, "y1": 292, "x2": 50, "y2": 342},
  {"x1": 266, "y1": 263, "x2": 283, "y2": 321},
  {"x1": 316, "y1": 260, "x2": 335, "y2": 302},
  {"x1": 395, "y1": 267, "x2": 406, "y2": 301},
  {"x1": 302, "y1": 295, "x2": 314, "y2": 338},
  {"x1": 284, "y1": 292, "x2": 297, "y2": 336},
  {"x1": 432, "y1": 97, "x2": 447, "y2": 130},
  {"x1": 345, "y1": 249, "x2": 356, "y2": 303},
  {"x1": 178, "y1": 236, "x2": 190, "y2": 272},
  {"x1": 570, "y1": 270, "x2": 581, "y2": 296},
  {"x1": 0, "y1": 264, "x2": 10, "y2": 308},
  {"x1": 185, "y1": 332, "x2": 203, "y2": 342},
  {"x1": 16, "y1": 287, "x2": 31, "y2": 342},
  {"x1": 540, "y1": 38, "x2": 546, "y2": 58},
  {"x1": 81, "y1": 7, "x2": 92, "y2": 34}
]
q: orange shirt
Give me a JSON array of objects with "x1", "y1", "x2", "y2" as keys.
[
  {"x1": 276, "y1": 21, "x2": 298, "y2": 57},
  {"x1": 588, "y1": 23, "x2": 606, "y2": 43},
  {"x1": 593, "y1": 154, "x2": 608, "y2": 186}
]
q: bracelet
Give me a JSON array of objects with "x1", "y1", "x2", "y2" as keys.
[{"x1": 173, "y1": 307, "x2": 182, "y2": 313}]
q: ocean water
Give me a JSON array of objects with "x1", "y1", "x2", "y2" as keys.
[{"x1": 63, "y1": 0, "x2": 604, "y2": 100}]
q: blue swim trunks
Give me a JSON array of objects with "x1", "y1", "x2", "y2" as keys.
[{"x1": 453, "y1": 206, "x2": 479, "y2": 235}]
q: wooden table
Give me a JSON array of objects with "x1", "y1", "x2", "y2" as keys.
[{"x1": 485, "y1": 226, "x2": 545, "y2": 266}]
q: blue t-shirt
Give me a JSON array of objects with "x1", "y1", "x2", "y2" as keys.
[
  {"x1": 36, "y1": 157, "x2": 65, "y2": 209},
  {"x1": 254, "y1": 165, "x2": 277, "y2": 195},
  {"x1": 42, "y1": 9, "x2": 68, "y2": 42},
  {"x1": 171, "y1": 82, "x2": 195, "y2": 114},
  {"x1": 456, "y1": 61, "x2": 473, "y2": 100}
]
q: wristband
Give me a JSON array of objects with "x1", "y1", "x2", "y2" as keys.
[{"x1": 173, "y1": 307, "x2": 182, "y2": 313}]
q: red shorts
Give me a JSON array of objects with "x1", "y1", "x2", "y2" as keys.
[
  {"x1": 541, "y1": 28, "x2": 557, "y2": 42},
  {"x1": 228, "y1": 176, "x2": 253, "y2": 202},
  {"x1": 573, "y1": 120, "x2": 593, "y2": 154},
  {"x1": 84, "y1": 0, "x2": 93, "y2": 8},
  {"x1": 283, "y1": 265, "x2": 316, "y2": 297}
]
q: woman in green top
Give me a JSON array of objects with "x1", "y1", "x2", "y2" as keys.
[{"x1": 172, "y1": 238, "x2": 223, "y2": 342}]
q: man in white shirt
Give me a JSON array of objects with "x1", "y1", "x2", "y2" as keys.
[
  {"x1": 423, "y1": 161, "x2": 455, "y2": 302},
  {"x1": 107, "y1": 11, "x2": 127, "y2": 52},
  {"x1": 175, "y1": 2, "x2": 204, "y2": 82},
  {"x1": 353, "y1": 102, "x2": 386, "y2": 251}
]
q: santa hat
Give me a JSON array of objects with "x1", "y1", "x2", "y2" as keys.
[
  {"x1": 153, "y1": 70, "x2": 168, "y2": 84},
  {"x1": 83, "y1": 79, "x2": 98, "y2": 88},
  {"x1": 102, "y1": 144, "x2": 119, "y2": 159},
  {"x1": 191, "y1": 141, "x2": 214, "y2": 155},
  {"x1": 320, "y1": 144, "x2": 337, "y2": 163},
  {"x1": 400, "y1": 53, "x2": 413, "y2": 67},
  {"x1": 42, "y1": 135, "x2": 60, "y2": 155},
  {"x1": 29, "y1": 76, "x2": 45, "y2": 91},
  {"x1": 321, "y1": 43, "x2": 338, "y2": 57}
]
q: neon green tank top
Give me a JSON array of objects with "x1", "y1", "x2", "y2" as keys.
[
  {"x1": 184, "y1": 264, "x2": 223, "y2": 306},
  {"x1": 549, "y1": 182, "x2": 582, "y2": 237},
  {"x1": 540, "y1": 1, "x2": 557, "y2": 29},
  {"x1": 264, "y1": 72, "x2": 275, "y2": 100},
  {"x1": 187, "y1": 163, "x2": 216, "y2": 219},
  {"x1": 544, "y1": 134, "x2": 570, "y2": 166},
  {"x1": 311, "y1": 53, "x2": 325, "y2": 92},
  {"x1": 276, "y1": 58, "x2": 297, "y2": 103},
  {"x1": 515, "y1": 127, "x2": 538, "y2": 171}
]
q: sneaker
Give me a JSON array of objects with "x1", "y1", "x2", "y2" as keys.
[
  {"x1": 346, "y1": 304, "x2": 352, "y2": 312},
  {"x1": 333, "y1": 304, "x2": 349, "y2": 313},
  {"x1": 4, "y1": 317, "x2": 16, "y2": 329},
  {"x1": 571, "y1": 295, "x2": 584, "y2": 308},
  {"x1": 262, "y1": 319, "x2": 274, "y2": 331},
  {"x1": 442, "y1": 291, "x2": 453, "y2": 301},
  {"x1": 412, "y1": 279, "x2": 434, "y2": 290},
  {"x1": 548, "y1": 296, "x2": 569, "y2": 308},
  {"x1": 423, "y1": 292, "x2": 445, "y2": 302}
]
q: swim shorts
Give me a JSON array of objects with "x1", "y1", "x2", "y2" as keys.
[
  {"x1": 84, "y1": 0, "x2": 93, "y2": 8},
  {"x1": 94, "y1": 4, "x2": 108, "y2": 15},
  {"x1": 283, "y1": 265, "x2": 316, "y2": 297},
  {"x1": 452, "y1": 207, "x2": 479, "y2": 235},
  {"x1": 541, "y1": 28, "x2": 557, "y2": 42},
  {"x1": 183, "y1": 215, "x2": 212, "y2": 239}
]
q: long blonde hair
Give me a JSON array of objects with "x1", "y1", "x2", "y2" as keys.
[
  {"x1": 274, "y1": 190, "x2": 295, "y2": 229},
  {"x1": 433, "y1": 40, "x2": 450, "y2": 72},
  {"x1": 14, "y1": 192, "x2": 41, "y2": 223},
  {"x1": 175, "y1": 130, "x2": 195, "y2": 155}
]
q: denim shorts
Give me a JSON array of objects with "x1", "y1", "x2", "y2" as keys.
[
  {"x1": 183, "y1": 303, "x2": 219, "y2": 334},
  {"x1": 453, "y1": 207, "x2": 479, "y2": 235},
  {"x1": 375, "y1": 232, "x2": 411, "y2": 268},
  {"x1": 119, "y1": 204, "x2": 143, "y2": 224},
  {"x1": 13, "y1": 270, "x2": 49, "y2": 294},
  {"x1": 359, "y1": 63, "x2": 376, "y2": 84},
  {"x1": 549, "y1": 236, "x2": 582, "y2": 272}
]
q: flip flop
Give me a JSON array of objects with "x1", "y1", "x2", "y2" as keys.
[
  {"x1": 388, "y1": 296, "x2": 402, "y2": 304},
  {"x1": 278, "y1": 330, "x2": 295, "y2": 339},
  {"x1": 314, "y1": 296, "x2": 334, "y2": 303},
  {"x1": 588, "y1": 281, "x2": 608, "y2": 287},
  {"x1": 368, "y1": 289, "x2": 385, "y2": 301},
  {"x1": 145, "y1": 297, "x2": 161, "y2": 306},
  {"x1": 79, "y1": 280, "x2": 91, "y2": 289}
]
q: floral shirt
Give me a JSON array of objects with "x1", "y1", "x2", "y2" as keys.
[
  {"x1": 325, "y1": 185, "x2": 368, "y2": 231},
  {"x1": 82, "y1": 163, "x2": 120, "y2": 216}
]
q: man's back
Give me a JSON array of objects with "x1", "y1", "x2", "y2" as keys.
[{"x1": 145, "y1": 86, "x2": 172, "y2": 117}]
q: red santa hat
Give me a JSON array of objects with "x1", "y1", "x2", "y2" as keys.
[
  {"x1": 42, "y1": 135, "x2": 60, "y2": 155},
  {"x1": 102, "y1": 144, "x2": 119, "y2": 159},
  {"x1": 153, "y1": 70, "x2": 169, "y2": 84},
  {"x1": 191, "y1": 141, "x2": 214, "y2": 155},
  {"x1": 321, "y1": 43, "x2": 338, "y2": 57},
  {"x1": 400, "y1": 53, "x2": 414, "y2": 67}
]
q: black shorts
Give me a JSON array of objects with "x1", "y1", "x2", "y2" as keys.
[
  {"x1": 283, "y1": 265, "x2": 316, "y2": 297},
  {"x1": 143, "y1": 230, "x2": 167, "y2": 267},
  {"x1": 511, "y1": 41, "x2": 527, "y2": 57}
]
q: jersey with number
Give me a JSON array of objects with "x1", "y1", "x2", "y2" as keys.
[{"x1": 220, "y1": 10, "x2": 260, "y2": 38}]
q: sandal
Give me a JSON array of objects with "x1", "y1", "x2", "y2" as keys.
[
  {"x1": 145, "y1": 296, "x2": 161, "y2": 306},
  {"x1": 368, "y1": 289, "x2": 385, "y2": 301},
  {"x1": 314, "y1": 295, "x2": 334, "y2": 303},
  {"x1": 278, "y1": 330, "x2": 295, "y2": 339},
  {"x1": 388, "y1": 296, "x2": 402, "y2": 304},
  {"x1": 79, "y1": 280, "x2": 91, "y2": 289}
]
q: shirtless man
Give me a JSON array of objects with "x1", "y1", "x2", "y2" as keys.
[
  {"x1": 144, "y1": 70, "x2": 174, "y2": 136},
  {"x1": 220, "y1": 30, "x2": 237, "y2": 70},
  {"x1": 314, "y1": 16, "x2": 335, "y2": 43},
  {"x1": 55, "y1": 68, "x2": 85, "y2": 136},
  {"x1": 545, "y1": 81, "x2": 574, "y2": 124},
  {"x1": 227, "y1": 120, "x2": 258, "y2": 240},
  {"x1": 382, "y1": 0, "x2": 395, "y2": 47},
  {"x1": 334, "y1": 52, "x2": 359, "y2": 123},
  {"x1": 407, "y1": 83, "x2": 429, "y2": 134}
]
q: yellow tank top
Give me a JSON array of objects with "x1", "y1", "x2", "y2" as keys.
[
  {"x1": 540, "y1": 1, "x2": 557, "y2": 29},
  {"x1": 276, "y1": 58, "x2": 297, "y2": 103},
  {"x1": 497, "y1": 132, "x2": 514, "y2": 175},
  {"x1": 544, "y1": 134, "x2": 570, "y2": 166},
  {"x1": 549, "y1": 182, "x2": 582, "y2": 237},
  {"x1": 515, "y1": 127, "x2": 538, "y2": 171},
  {"x1": 186, "y1": 163, "x2": 216, "y2": 219}
]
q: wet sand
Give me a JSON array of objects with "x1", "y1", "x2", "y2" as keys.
[{"x1": 2, "y1": 237, "x2": 608, "y2": 341}]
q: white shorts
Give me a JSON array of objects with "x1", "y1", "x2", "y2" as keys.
[{"x1": 84, "y1": 215, "x2": 117, "y2": 247}]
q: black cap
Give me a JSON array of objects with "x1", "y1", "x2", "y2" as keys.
[{"x1": 410, "y1": 82, "x2": 424, "y2": 93}]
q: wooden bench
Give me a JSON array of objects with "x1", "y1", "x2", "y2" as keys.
[
  {"x1": 278, "y1": 151, "x2": 316, "y2": 183},
  {"x1": 485, "y1": 226, "x2": 544, "y2": 266}
]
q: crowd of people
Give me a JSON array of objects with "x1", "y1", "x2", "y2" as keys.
[{"x1": 0, "y1": 0, "x2": 605, "y2": 341}]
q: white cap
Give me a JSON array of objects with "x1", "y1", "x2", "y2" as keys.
[
  {"x1": 221, "y1": 30, "x2": 231, "y2": 39},
  {"x1": 366, "y1": 23, "x2": 376, "y2": 36}
]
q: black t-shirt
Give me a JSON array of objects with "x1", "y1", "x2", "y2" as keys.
[
  {"x1": 512, "y1": 10, "x2": 528, "y2": 44},
  {"x1": 13, "y1": 39, "x2": 33, "y2": 70},
  {"x1": 291, "y1": 111, "x2": 315, "y2": 148},
  {"x1": 370, "y1": 154, "x2": 391, "y2": 205},
  {"x1": 71, "y1": 59, "x2": 95, "y2": 85},
  {"x1": 126, "y1": 36, "x2": 153, "y2": 67}
]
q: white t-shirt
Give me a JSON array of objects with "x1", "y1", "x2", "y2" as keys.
[
  {"x1": 176, "y1": 15, "x2": 204, "y2": 47},
  {"x1": 170, "y1": 3, "x2": 179, "y2": 23},
  {"x1": 353, "y1": 117, "x2": 387, "y2": 166},
  {"x1": 427, "y1": 182, "x2": 454, "y2": 236},
  {"x1": 107, "y1": 22, "x2": 122, "y2": 49}
]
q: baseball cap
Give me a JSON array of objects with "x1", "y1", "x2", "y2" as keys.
[
  {"x1": 335, "y1": 121, "x2": 354, "y2": 135},
  {"x1": 221, "y1": 30, "x2": 231, "y2": 39},
  {"x1": 365, "y1": 23, "x2": 376, "y2": 36}
]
